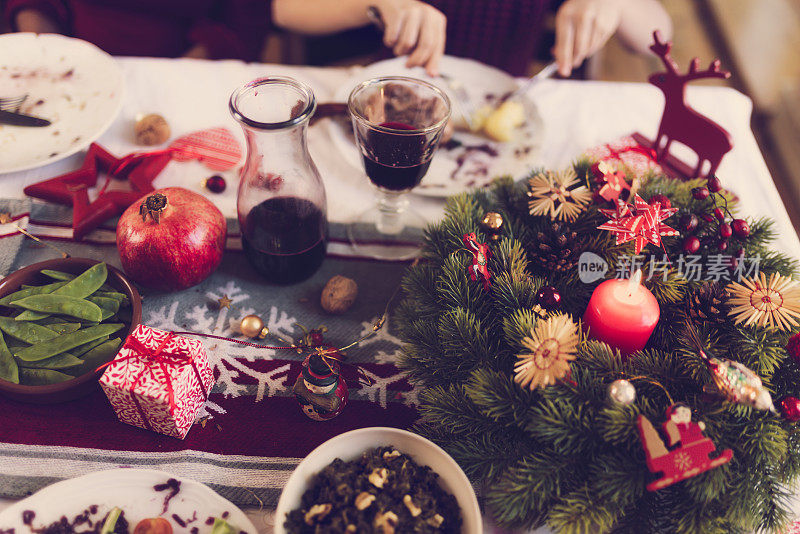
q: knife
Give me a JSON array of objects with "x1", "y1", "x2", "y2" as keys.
[
  {"x1": 0, "y1": 109, "x2": 51, "y2": 127},
  {"x1": 496, "y1": 62, "x2": 558, "y2": 106}
]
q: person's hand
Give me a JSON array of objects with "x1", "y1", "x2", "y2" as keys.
[
  {"x1": 553, "y1": 0, "x2": 625, "y2": 76},
  {"x1": 373, "y1": 0, "x2": 447, "y2": 76},
  {"x1": 15, "y1": 9, "x2": 61, "y2": 33}
]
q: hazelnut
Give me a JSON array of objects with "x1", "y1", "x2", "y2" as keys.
[
  {"x1": 403, "y1": 495, "x2": 422, "y2": 517},
  {"x1": 320, "y1": 275, "x2": 358, "y2": 314},
  {"x1": 134, "y1": 113, "x2": 170, "y2": 145},
  {"x1": 368, "y1": 467, "x2": 389, "y2": 489},
  {"x1": 303, "y1": 503, "x2": 332, "y2": 525},
  {"x1": 346, "y1": 526, "x2": 357, "y2": 533},
  {"x1": 426, "y1": 514, "x2": 444, "y2": 527},
  {"x1": 355, "y1": 491, "x2": 376, "y2": 510},
  {"x1": 374, "y1": 511, "x2": 398, "y2": 534}
]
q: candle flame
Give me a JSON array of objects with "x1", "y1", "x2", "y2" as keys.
[{"x1": 627, "y1": 270, "x2": 642, "y2": 297}]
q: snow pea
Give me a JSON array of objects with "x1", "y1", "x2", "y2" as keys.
[
  {"x1": 19, "y1": 368, "x2": 73, "y2": 385},
  {"x1": 14, "y1": 323, "x2": 123, "y2": 362},
  {"x1": 16, "y1": 263, "x2": 108, "y2": 321},
  {"x1": 43, "y1": 323, "x2": 82, "y2": 335},
  {"x1": 0, "y1": 316, "x2": 59, "y2": 344},
  {"x1": 72, "y1": 336, "x2": 109, "y2": 357},
  {"x1": 0, "y1": 281, "x2": 67, "y2": 307},
  {"x1": 11, "y1": 295, "x2": 103, "y2": 322},
  {"x1": 79, "y1": 338, "x2": 122, "y2": 374},
  {"x1": 0, "y1": 330, "x2": 19, "y2": 384},
  {"x1": 40, "y1": 269, "x2": 115, "y2": 292},
  {"x1": 18, "y1": 352, "x2": 83, "y2": 370},
  {"x1": 87, "y1": 296, "x2": 119, "y2": 313},
  {"x1": 94, "y1": 291, "x2": 129, "y2": 307}
]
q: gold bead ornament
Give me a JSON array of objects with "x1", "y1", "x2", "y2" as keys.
[{"x1": 240, "y1": 314, "x2": 269, "y2": 339}]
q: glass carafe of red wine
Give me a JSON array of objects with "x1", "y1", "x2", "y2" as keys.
[{"x1": 230, "y1": 77, "x2": 327, "y2": 284}]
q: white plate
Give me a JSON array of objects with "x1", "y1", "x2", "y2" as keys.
[
  {"x1": 0, "y1": 33, "x2": 124, "y2": 174},
  {"x1": 0, "y1": 468, "x2": 256, "y2": 533},
  {"x1": 330, "y1": 55, "x2": 544, "y2": 197},
  {"x1": 275, "y1": 427, "x2": 482, "y2": 534}
]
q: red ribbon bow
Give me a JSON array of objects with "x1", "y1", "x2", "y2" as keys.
[{"x1": 99, "y1": 332, "x2": 208, "y2": 432}]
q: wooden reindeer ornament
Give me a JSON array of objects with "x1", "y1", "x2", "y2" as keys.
[{"x1": 647, "y1": 31, "x2": 733, "y2": 180}]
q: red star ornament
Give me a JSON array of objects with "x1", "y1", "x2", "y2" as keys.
[
  {"x1": 594, "y1": 161, "x2": 631, "y2": 202},
  {"x1": 24, "y1": 143, "x2": 170, "y2": 240},
  {"x1": 597, "y1": 195, "x2": 679, "y2": 254}
]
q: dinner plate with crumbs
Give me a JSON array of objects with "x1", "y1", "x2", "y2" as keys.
[
  {"x1": 0, "y1": 468, "x2": 256, "y2": 534},
  {"x1": 0, "y1": 33, "x2": 123, "y2": 174}
]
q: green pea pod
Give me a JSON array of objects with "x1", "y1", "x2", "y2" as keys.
[
  {"x1": 40, "y1": 269, "x2": 115, "y2": 292},
  {"x1": 0, "y1": 316, "x2": 59, "y2": 344},
  {"x1": 18, "y1": 264, "x2": 109, "y2": 321},
  {"x1": 100, "y1": 309, "x2": 115, "y2": 322},
  {"x1": 79, "y1": 338, "x2": 122, "y2": 374},
  {"x1": 0, "y1": 281, "x2": 67, "y2": 307},
  {"x1": 11, "y1": 295, "x2": 103, "y2": 322},
  {"x1": 93, "y1": 291, "x2": 129, "y2": 307},
  {"x1": 19, "y1": 368, "x2": 73, "y2": 385},
  {"x1": 87, "y1": 296, "x2": 120, "y2": 313},
  {"x1": 15, "y1": 323, "x2": 123, "y2": 362},
  {"x1": 0, "y1": 331, "x2": 19, "y2": 384},
  {"x1": 43, "y1": 323, "x2": 82, "y2": 335},
  {"x1": 72, "y1": 336, "x2": 109, "y2": 357},
  {"x1": 18, "y1": 352, "x2": 83, "y2": 370}
]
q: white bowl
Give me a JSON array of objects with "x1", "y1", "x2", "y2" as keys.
[{"x1": 274, "y1": 427, "x2": 482, "y2": 533}]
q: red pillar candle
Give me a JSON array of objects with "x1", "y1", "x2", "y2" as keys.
[{"x1": 583, "y1": 270, "x2": 660, "y2": 355}]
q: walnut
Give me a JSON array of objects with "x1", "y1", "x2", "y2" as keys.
[
  {"x1": 320, "y1": 275, "x2": 358, "y2": 314},
  {"x1": 355, "y1": 491, "x2": 376, "y2": 510},
  {"x1": 403, "y1": 495, "x2": 422, "y2": 517},
  {"x1": 374, "y1": 511, "x2": 398, "y2": 534},
  {"x1": 368, "y1": 467, "x2": 389, "y2": 489},
  {"x1": 426, "y1": 514, "x2": 444, "y2": 527},
  {"x1": 382, "y1": 449, "x2": 401, "y2": 460},
  {"x1": 134, "y1": 113, "x2": 170, "y2": 145},
  {"x1": 303, "y1": 503, "x2": 332, "y2": 525}
]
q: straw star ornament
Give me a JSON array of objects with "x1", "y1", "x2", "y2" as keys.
[
  {"x1": 514, "y1": 314, "x2": 579, "y2": 390},
  {"x1": 727, "y1": 272, "x2": 800, "y2": 330},
  {"x1": 527, "y1": 169, "x2": 591, "y2": 222}
]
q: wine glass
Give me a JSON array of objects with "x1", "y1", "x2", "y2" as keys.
[{"x1": 347, "y1": 76, "x2": 451, "y2": 260}]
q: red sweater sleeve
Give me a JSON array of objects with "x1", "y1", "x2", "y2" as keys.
[
  {"x1": 5, "y1": 0, "x2": 70, "y2": 32},
  {"x1": 188, "y1": 0, "x2": 272, "y2": 62}
]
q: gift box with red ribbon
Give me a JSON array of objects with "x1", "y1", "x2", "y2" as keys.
[
  {"x1": 99, "y1": 325, "x2": 215, "y2": 439},
  {"x1": 584, "y1": 135, "x2": 662, "y2": 178}
]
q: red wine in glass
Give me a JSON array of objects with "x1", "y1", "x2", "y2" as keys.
[
  {"x1": 241, "y1": 197, "x2": 327, "y2": 284},
  {"x1": 361, "y1": 122, "x2": 433, "y2": 192}
]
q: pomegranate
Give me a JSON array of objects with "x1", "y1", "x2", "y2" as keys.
[{"x1": 117, "y1": 187, "x2": 226, "y2": 291}]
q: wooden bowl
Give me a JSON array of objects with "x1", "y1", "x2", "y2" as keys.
[{"x1": 0, "y1": 258, "x2": 141, "y2": 403}]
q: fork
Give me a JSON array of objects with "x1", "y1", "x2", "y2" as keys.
[{"x1": 0, "y1": 94, "x2": 28, "y2": 112}]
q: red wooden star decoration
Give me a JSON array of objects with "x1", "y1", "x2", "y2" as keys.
[
  {"x1": 597, "y1": 195, "x2": 679, "y2": 254},
  {"x1": 23, "y1": 143, "x2": 171, "y2": 240},
  {"x1": 594, "y1": 161, "x2": 631, "y2": 202}
]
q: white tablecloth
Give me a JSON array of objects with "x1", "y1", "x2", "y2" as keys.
[{"x1": 1, "y1": 57, "x2": 799, "y2": 532}]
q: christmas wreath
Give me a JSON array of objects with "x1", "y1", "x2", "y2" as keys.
[{"x1": 396, "y1": 160, "x2": 800, "y2": 534}]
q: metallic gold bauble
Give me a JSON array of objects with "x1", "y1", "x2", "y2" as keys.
[
  {"x1": 608, "y1": 379, "x2": 636, "y2": 405},
  {"x1": 240, "y1": 314, "x2": 269, "y2": 339},
  {"x1": 481, "y1": 212, "x2": 504, "y2": 240}
]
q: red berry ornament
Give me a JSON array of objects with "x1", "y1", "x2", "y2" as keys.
[
  {"x1": 787, "y1": 332, "x2": 800, "y2": 362},
  {"x1": 682, "y1": 236, "x2": 701, "y2": 254},
  {"x1": 707, "y1": 175, "x2": 722, "y2": 193},
  {"x1": 719, "y1": 223, "x2": 732, "y2": 238},
  {"x1": 731, "y1": 219, "x2": 750, "y2": 238},
  {"x1": 781, "y1": 397, "x2": 800, "y2": 422},
  {"x1": 713, "y1": 207, "x2": 725, "y2": 221},
  {"x1": 649, "y1": 194, "x2": 671, "y2": 209},
  {"x1": 692, "y1": 187, "x2": 710, "y2": 200},
  {"x1": 681, "y1": 213, "x2": 698, "y2": 232},
  {"x1": 716, "y1": 239, "x2": 728, "y2": 252},
  {"x1": 203, "y1": 174, "x2": 227, "y2": 193},
  {"x1": 701, "y1": 214, "x2": 715, "y2": 223},
  {"x1": 537, "y1": 285, "x2": 561, "y2": 309}
]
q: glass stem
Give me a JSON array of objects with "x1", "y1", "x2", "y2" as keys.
[{"x1": 375, "y1": 189, "x2": 409, "y2": 235}]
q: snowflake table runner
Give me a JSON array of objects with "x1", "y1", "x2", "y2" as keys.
[{"x1": 0, "y1": 200, "x2": 418, "y2": 508}]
